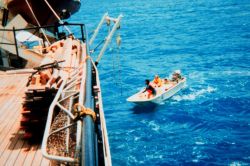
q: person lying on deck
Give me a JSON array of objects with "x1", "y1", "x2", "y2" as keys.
[{"x1": 143, "y1": 79, "x2": 156, "y2": 99}]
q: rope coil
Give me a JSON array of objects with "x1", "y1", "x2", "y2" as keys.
[{"x1": 73, "y1": 103, "x2": 96, "y2": 122}]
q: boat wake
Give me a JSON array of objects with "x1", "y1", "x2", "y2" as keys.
[
  {"x1": 172, "y1": 86, "x2": 216, "y2": 101},
  {"x1": 141, "y1": 120, "x2": 160, "y2": 132}
]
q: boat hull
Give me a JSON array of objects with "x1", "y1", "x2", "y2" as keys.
[
  {"x1": 152, "y1": 79, "x2": 186, "y2": 104},
  {"x1": 7, "y1": 0, "x2": 81, "y2": 26}
]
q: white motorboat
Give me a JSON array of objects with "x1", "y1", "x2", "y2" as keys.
[{"x1": 127, "y1": 72, "x2": 186, "y2": 105}]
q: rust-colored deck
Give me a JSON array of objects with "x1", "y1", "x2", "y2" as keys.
[{"x1": 0, "y1": 73, "x2": 50, "y2": 166}]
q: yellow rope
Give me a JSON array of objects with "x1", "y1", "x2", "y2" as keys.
[
  {"x1": 85, "y1": 55, "x2": 91, "y2": 60},
  {"x1": 73, "y1": 103, "x2": 96, "y2": 121}
]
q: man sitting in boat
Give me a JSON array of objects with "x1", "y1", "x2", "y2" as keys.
[
  {"x1": 172, "y1": 70, "x2": 182, "y2": 83},
  {"x1": 153, "y1": 75, "x2": 162, "y2": 87},
  {"x1": 164, "y1": 78, "x2": 169, "y2": 84},
  {"x1": 143, "y1": 79, "x2": 156, "y2": 99}
]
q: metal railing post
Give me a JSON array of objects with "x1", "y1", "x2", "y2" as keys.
[
  {"x1": 12, "y1": 27, "x2": 19, "y2": 57},
  {"x1": 81, "y1": 25, "x2": 85, "y2": 42}
]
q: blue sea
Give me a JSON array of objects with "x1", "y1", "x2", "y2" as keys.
[{"x1": 69, "y1": 0, "x2": 250, "y2": 165}]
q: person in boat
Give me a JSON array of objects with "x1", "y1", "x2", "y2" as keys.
[
  {"x1": 153, "y1": 75, "x2": 162, "y2": 87},
  {"x1": 164, "y1": 78, "x2": 169, "y2": 84},
  {"x1": 172, "y1": 70, "x2": 182, "y2": 83},
  {"x1": 143, "y1": 79, "x2": 156, "y2": 99}
]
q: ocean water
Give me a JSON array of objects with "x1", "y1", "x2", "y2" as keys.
[{"x1": 69, "y1": 0, "x2": 250, "y2": 165}]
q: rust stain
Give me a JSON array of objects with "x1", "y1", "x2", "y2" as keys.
[
  {"x1": 0, "y1": 93, "x2": 9, "y2": 96},
  {"x1": 8, "y1": 85, "x2": 16, "y2": 90}
]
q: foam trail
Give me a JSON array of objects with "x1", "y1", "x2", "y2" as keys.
[{"x1": 172, "y1": 86, "x2": 216, "y2": 101}]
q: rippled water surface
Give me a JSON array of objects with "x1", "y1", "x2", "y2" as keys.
[{"x1": 69, "y1": 0, "x2": 250, "y2": 165}]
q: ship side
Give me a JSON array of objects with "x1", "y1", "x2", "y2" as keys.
[{"x1": 0, "y1": 1, "x2": 113, "y2": 165}]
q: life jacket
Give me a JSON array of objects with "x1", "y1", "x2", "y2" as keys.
[{"x1": 153, "y1": 78, "x2": 162, "y2": 86}]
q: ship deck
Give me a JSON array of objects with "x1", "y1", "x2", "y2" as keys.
[{"x1": 0, "y1": 72, "x2": 50, "y2": 165}]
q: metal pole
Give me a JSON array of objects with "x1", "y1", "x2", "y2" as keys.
[
  {"x1": 2, "y1": 8, "x2": 9, "y2": 27},
  {"x1": 12, "y1": 27, "x2": 19, "y2": 57},
  {"x1": 96, "y1": 14, "x2": 123, "y2": 64},
  {"x1": 82, "y1": 59, "x2": 96, "y2": 166},
  {"x1": 89, "y1": 12, "x2": 108, "y2": 46},
  {"x1": 81, "y1": 24, "x2": 97, "y2": 165},
  {"x1": 81, "y1": 25, "x2": 85, "y2": 42}
]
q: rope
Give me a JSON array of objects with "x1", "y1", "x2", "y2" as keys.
[
  {"x1": 116, "y1": 46, "x2": 123, "y2": 96},
  {"x1": 43, "y1": 0, "x2": 72, "y2": 34},
  {"x1": 115, "y1": 32, "x2": 122, "y2": 94},
  {"x1": 106, "y1": 17, "x2": 111, "y2": 34},
  {"x1": 90, "y1": 39, "x2": 105, "y2": 54},
  {"x1": 112, "y1": 32, "x2": 123, "y2": 95},
  {"x1": 111, "y1": 47, "x2": 117, "y2": 86},
  {"x1": 116, "y1": 33, "x2": 121, "y2": 48},
  {"x1": 88, "y1": 30, "x2": 95, "y2": 36},
  {"x1": 25, "y1": 0, "x2": 51, "y2": 45},
  {"x1": 73, "y1": 103, "x2": 96, "y2": 122}
]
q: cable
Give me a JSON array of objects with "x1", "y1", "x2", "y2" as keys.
[
  {"x1": 116, "y1": 46, "x2": 123, "y2": 96},
  {"x1": 90, "y1": 39, "x2": 105, "y2": 54},
  {"x1": 25, "y1": 0, "x2": 51, "y2": 45},
  {"x1": 43, "y1": 0, "x2": 72, "y2": 35}
]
